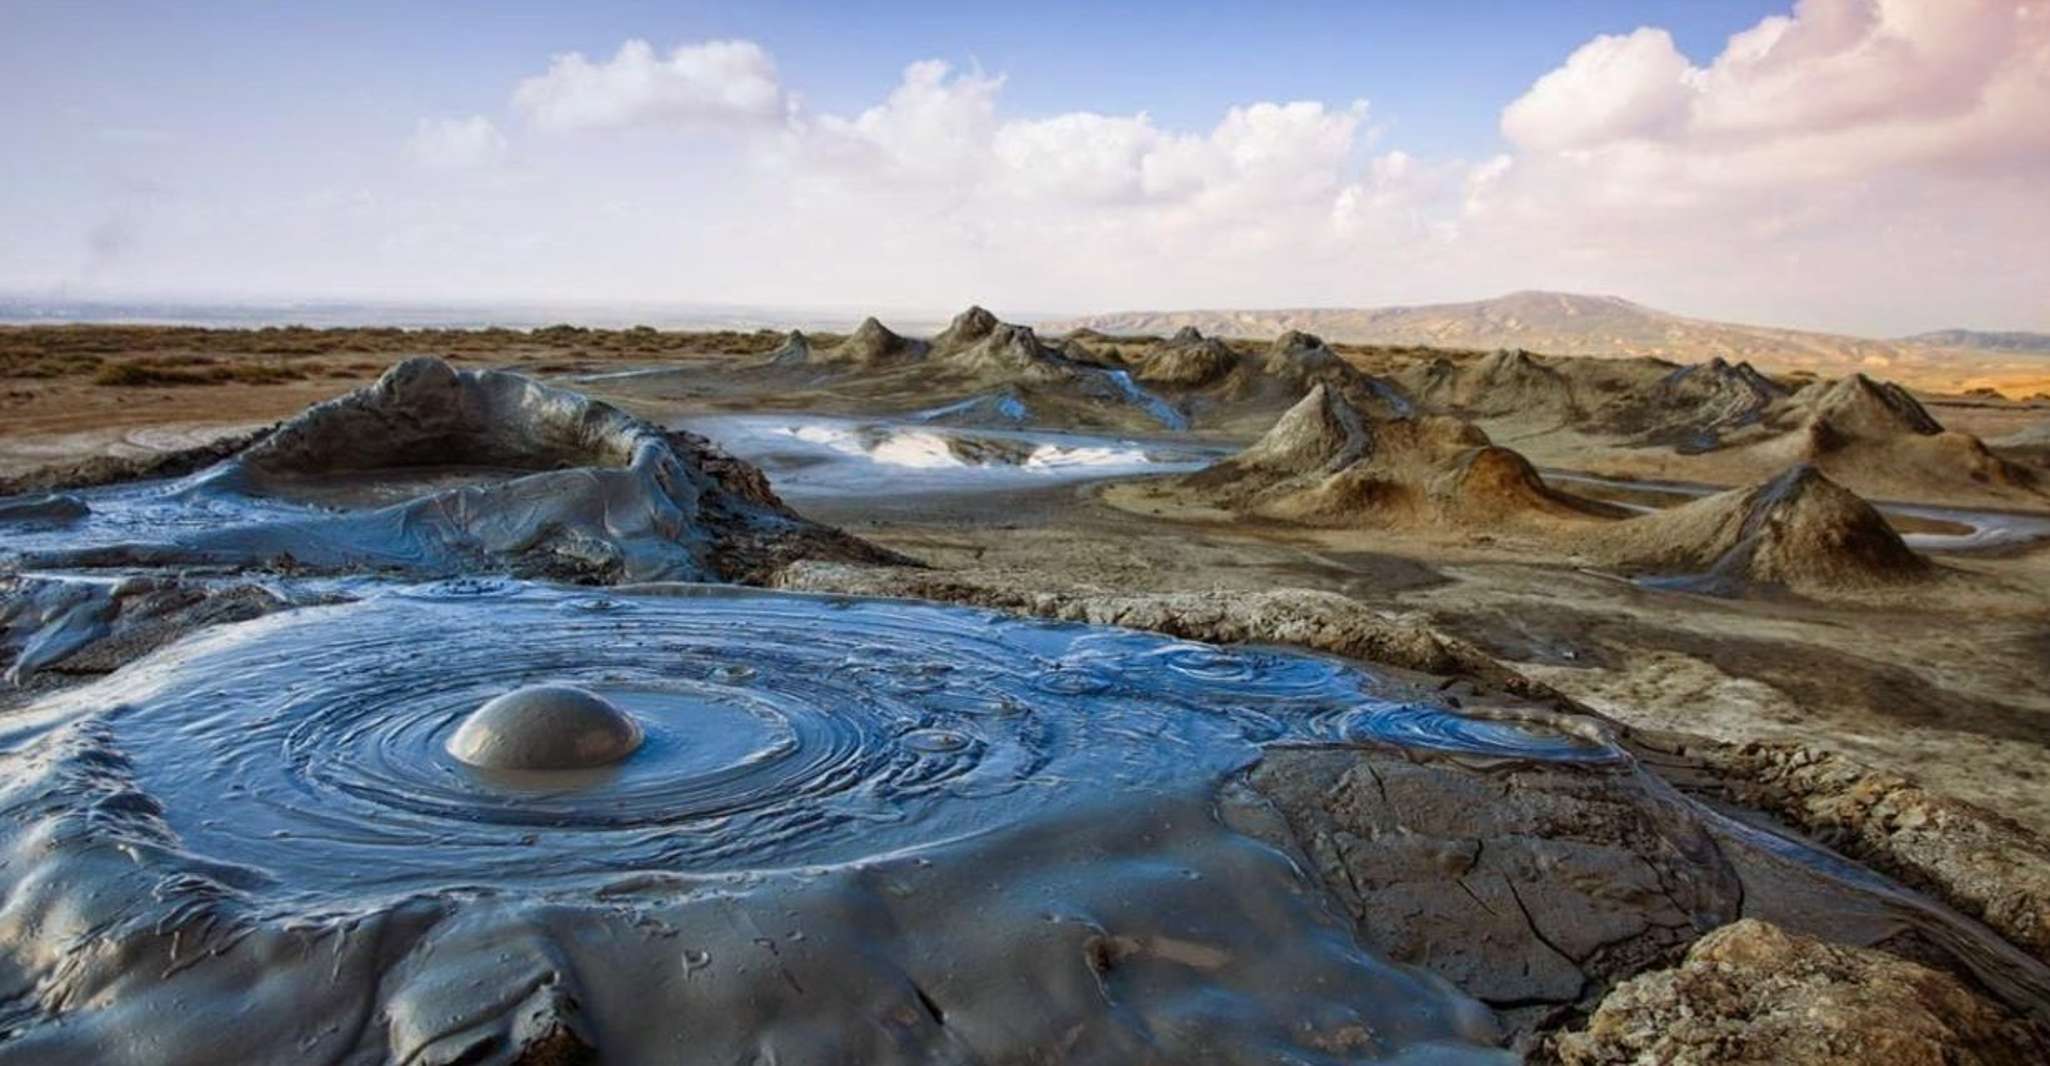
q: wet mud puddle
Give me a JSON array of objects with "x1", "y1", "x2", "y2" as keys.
[{"x1": 0, "y1": 463, "x2": 530, "y2": 560}]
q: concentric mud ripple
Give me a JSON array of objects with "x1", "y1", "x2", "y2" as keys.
[{"x1": 8, "y1": 585, "x2": 1610, "y2": 908}]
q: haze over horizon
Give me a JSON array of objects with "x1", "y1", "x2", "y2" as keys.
[{"x1": 7, "y1": 0, "x2": 2047, "y2": 336}]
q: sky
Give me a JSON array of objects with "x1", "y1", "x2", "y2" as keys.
[{"x1": 3, "y1": 0, "x2": 2046, "y2": 335}]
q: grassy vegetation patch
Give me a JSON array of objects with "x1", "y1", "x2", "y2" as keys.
[{"x1": 93, "y1": 359, "x2": 320, "y2": 387}]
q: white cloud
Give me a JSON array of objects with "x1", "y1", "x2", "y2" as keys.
[
  {"x1": 800, "y1": 60, "x2": 1003, "y2": 182},
  {"x1": 415, "y1": 12, "x2": 2046, "y2": 326},
  {"x1": 1463, "y1": 0, "x2": 2050, "y2": 330},
  {"x1": 1499, "y1": 28, "x2": 1696, "y2": 151},
  {"x1": 405, "y1": 115, "x2": 507, "y2": 170},
  {"x1": 992, "y1": 112, "x2": 1161, "y2": 203},
  {"x1": 29, "y1": 12, "x2": 2045, "y2": 335},
  {"x1": 1500, "y1": 0, "x2": 2050, "y2": 176},
  {"x1": 513, "y1": 38, "x2": 784, "y2": 132}
]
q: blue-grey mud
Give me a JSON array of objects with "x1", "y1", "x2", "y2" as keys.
[
  {"x1": 5, "y1": 578, "x2": 2047, "y2": 1063},
  {"x1": 0, "y1": 581, "x2": 1614, "y2": 1063}
]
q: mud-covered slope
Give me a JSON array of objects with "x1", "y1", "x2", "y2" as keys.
[
  {"x1": 821, "y1": 316, "x2": 929, "y2": 367},
  {"x1": 1597, "y1": 464, "x2": 1930, "y2": 593},
  {"x1": 24, "y1": 358, "x2": 898, "y2": 582},
  {"x1": 1181, "y1": 383, "x2": 1618, "y2": 528},
  {"x1": 1749, "y1": 374, "x2": 2038, "y2": 498},
  {"x1": 1397, "y1": 349, "x2": 1786, "y2": 450},
  {"x1": 1130, "y1": 326, "x2": 1240, "y2": 388}
]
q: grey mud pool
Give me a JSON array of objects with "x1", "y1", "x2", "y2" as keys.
[{"x1": 0, "y1": 580, "x2": 1618, "y2": 1063}]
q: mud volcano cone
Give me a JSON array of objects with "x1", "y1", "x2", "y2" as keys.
[
  {"x1": 1600, "y1": 463, "x2": 1931, "y2": 591},
  {"x1": 822, "y1": 316, "x2": 925, "y2": 367}
]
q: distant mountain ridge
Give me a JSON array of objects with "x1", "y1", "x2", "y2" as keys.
[
  {"x1": 1042, "y1": 291, "x2": 2047, "y2": 375},
  {"x1": 1900, "y1": 329, "x2": 2050, "y2": 354}
]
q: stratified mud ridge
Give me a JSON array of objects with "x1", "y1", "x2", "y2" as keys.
[
  {"x1": 0, "y1": 583, "x2": 1630, "y2": 1063},
  {"x1": 1376, "y1": 348, "x2": 2041, "y2": 502},
  {"x1": 1396, "y1": 349, "x2": 1787, "y2": 452},
  {"x1": 1677, "y1": 736, "x2": 2050, "y2": 966},
  {"x1": 18, "y1": 358, "x2": 897, "y2": 583}
]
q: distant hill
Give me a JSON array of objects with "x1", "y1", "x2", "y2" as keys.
[
  {"x1": 1900, "y1": 329, "x2": 2050, "y2": 354},
  {"x1": 1041, "y1": 292, "x2": 2050, "y2": 389}
]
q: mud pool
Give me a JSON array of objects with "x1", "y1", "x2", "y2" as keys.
[
  {"x1": 0, "y1": 581, "x2": 1619, "y2": 1062},
  {"x1": 4, "y1": 583, "x2": 1612, "y2": 907},
  {"x1": 677, "y1": 414, "x2": 1226, "y2": 501}
]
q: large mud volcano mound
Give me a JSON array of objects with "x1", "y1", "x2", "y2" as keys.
[
  {"x1": 802, "y1": 316, "x2": 929, "y2": 368},
  {"x1": 1737, "y1": 373, "x2": 2039, "y2": 500},
  {"x1": 0, "y1": 585, "x2": 1641, "y2": 1063},
  {"x1": 28, "y1": 358, "x2": 896, "y2": 582},
  {"x1": 1182, "y1": 384, "x2": 1617, "y2": 528},
  {"x1": 1798, "y1": 372, "x2": 1945, "y2": 438},
  {"x1": 1401, "y1": 348, "x2": 1577, "y2": 419},
  {"x1": 232, "y1": 355, "x2": 649, "y2": 477},
  {"x1": 1130, "y1": 325, "x2": 1241, "y2": 388},
  {"x1": 1598, "y1": 464, "x2": 1932, "y2": 594},
  {"x1": 1223, "y1": 330, "x2": 1412, "y2": 416},
  {"x1": 1397, "y1": 350, "x2": 1786, "y2": 450}
]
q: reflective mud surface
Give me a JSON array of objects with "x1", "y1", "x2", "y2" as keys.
[
  {"x1": 0, "y1": 583, "x2": 1608, "y2": 1062},
  {"x1": 0, "y1": 359, "x2": 893, "y2": 584},
  {"x1": 12, "y1": 584, "x2": 1611, "y2": 908},
  {"x1": 0, "y1": 466, "x2": 533, "y2": 560},
  {"x1": 0, "y1": 469, "x2": 328, "y2": 558},
  {"x1": 0, "y1": 413, "x2": 1226, "y2": 564},
  {"x1": 680, "y1": 413, "x2": 1227, "y2": 500}
]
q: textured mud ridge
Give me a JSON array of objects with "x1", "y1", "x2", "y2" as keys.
[
  {"x1": 0, "y1": 584, "x2": 1629, "y2": 1063},
  {"x1": 11, "y1": 358, "x2": 893, "y2": 582}
]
